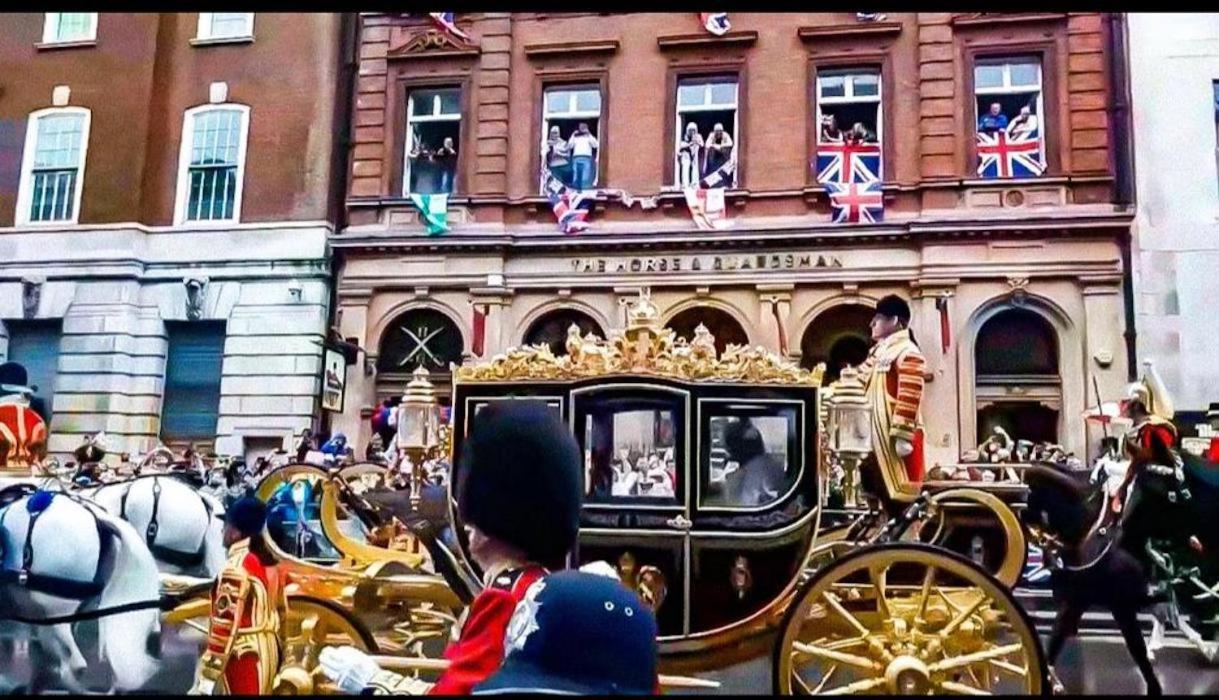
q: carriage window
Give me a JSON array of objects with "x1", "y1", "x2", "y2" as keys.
[
  {"x1": 581, "y1": 398, "x2": 681, "y2": 504},
  {"x1": 702, "y1": 406, "x2": 800, "y2": 508}
]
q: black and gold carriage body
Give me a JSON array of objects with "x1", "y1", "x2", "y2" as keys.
[{"x1": 450, "y1": 374, "x2": 822, "y2": 655}]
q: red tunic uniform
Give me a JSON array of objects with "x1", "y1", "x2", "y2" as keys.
[
  {"x1": 1207, "y1": 436, "x2": 1219, "y2": 463},
  {"x1": 429, "y1": 565, "x2": 547, "y2": 695},
  {"x1": 0, "y1": 402, "x2": 47, "y2": 471},
  {"x1": 220, "y1": 552, "x2": 281, "y2": 694}
]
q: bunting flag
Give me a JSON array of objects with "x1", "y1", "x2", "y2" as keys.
[
  {"x1": 409, "y1": 193, "x2": 449, "y2": 235},
  {"x1": 826, "y1": 181, "x2": 884, "y2": 224},
  {"x1": 428, "y1": 12, "x2": 470, "y2": 41},
  {"x1": 543, "y1": 171, "x2": 594, "y2": 234},
  {"x1": 856, "y1": 12, "x2": 887, "y2": 22},
  {"x1": 699, "y1": 13, "x2": 731, "y2": 36},
  {"x1": 700, "y1": 156, "x2": 736, "y2": 189},
  {"x1": 471, "y1": 303, "x2": 487, "y2": 357},
  {"x1": 815, "y1": 139, "x2": 882, "y2": 184},
  {"x1": 772, "y1": 300, "x2": 789, "y2": 356},
  {"x1": 935, "y1": 294, "x2": 951, "y2": 354},
  {"x1": 683, "y1": 187, "x2": 731, "y2": 230}
]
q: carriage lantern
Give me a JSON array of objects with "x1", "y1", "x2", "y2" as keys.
[
  {"x1": 397, "y1": 365, "x2": 441, "y2": 509},
  {"x1": 825, "y1": 366, "x2": 872, "y2": 508}
]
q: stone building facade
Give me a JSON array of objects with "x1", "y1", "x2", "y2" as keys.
[
  {"x1": 332, "y1": 12, "x2": 1133, "y2": 466},
  {"x1": 1127, "y1": 13, "x2": 1219, "y2": 431},
  {"x1": 0, "y1": 13, "x2": 351, "y2": 459}
]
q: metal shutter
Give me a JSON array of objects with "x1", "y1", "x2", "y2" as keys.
[
  {"x1": 161, "y1": 321, "x2": 225, "y2": 442},
  {"x1": 6, "y1": 320, "x2": 63, "y2": 424}
]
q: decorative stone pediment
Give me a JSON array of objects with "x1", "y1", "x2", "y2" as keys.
[{"x1": 388, "y1": 28, "x2": 479, "y2": 60}]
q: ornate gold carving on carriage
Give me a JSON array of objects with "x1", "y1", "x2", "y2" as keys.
[{"x1": 444, "y1": 289, "x2": 1047, "y2": 694}]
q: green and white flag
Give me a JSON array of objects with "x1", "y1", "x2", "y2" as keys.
[{"x1": 410, "y1": 193, "x2": 449, "y2": 235}]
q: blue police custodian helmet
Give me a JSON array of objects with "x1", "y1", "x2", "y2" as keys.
[
  {"x1": 225, "y1": 495, "x2": 268, "y2": 537},
  {"x1": 473, "y1": 570, "x2": 659, "y2": 695}
]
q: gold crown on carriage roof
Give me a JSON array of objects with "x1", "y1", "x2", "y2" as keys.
[{"x1": 453, "y1": 288, "x2": 825, "y2": 385}]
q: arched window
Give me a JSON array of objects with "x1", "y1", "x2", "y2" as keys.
[
  {"x1": 174, "y1": 104, "x2": 251, "y2": 224},
  {"x1": 523, "y1": 308, "x2": 604, "y2": 357},
  {"x1": 974, "y1": 307, "x2": 1061, "y2": 445},
  {"x1": 16, "y1": 106, "x2": 92, "y2": 226},
  {"x1": 665, "y1": 307, "x2": 749, "y2": 356},
  {"x1": 376, "y1": 308, "x2": 464, "y2": 404},
  {"x1": 799, "y1": 304, "x2": 875, "y2": 385}
]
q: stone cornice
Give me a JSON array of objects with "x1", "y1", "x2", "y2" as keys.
[
  {"x1": 657, "y1": 30, "x2": 758, "y2": 51},
  {"x1": 797, "y1": 22, "x2": 903, "y2": 42},
  {"x1": 524, "y1": 39, "x2": 620, "y2": 59}
]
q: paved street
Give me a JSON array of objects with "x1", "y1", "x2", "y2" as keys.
[{"x1": 2, "y1": 618, "x2": 1217, "y2": 695}]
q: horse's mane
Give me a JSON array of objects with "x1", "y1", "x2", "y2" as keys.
[{"x1": 1024, "y1": 462, "x2": 1102, "y2": 545}]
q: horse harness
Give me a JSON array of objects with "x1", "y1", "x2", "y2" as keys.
[
  {"x1": 118, "y1": 474, "x2": 217, "y2": 569},
  {"x1": 0, "y1": 491, "x2": 117, "y2": 599}
]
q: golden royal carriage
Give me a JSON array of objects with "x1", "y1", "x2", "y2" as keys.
[{"x1": 166, "y1": 290, "x2": 1046, "y2": 695}]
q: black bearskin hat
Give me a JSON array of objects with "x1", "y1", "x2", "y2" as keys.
[
  {"x1": 875, "y1": 295, "x2": 911, "y2": 325},
  {"x1": 226, "y1": 495, "x2": 268, "y2": 537},
  {"x1": 457, "y1": 400, "x2": 583, "y2": 567}
]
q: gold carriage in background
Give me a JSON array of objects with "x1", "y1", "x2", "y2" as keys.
[{"x1": 167, "y1": 289, "x2": 1044, "y2": 695}]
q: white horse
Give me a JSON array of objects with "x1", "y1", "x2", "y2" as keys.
[
  {"x1": 0, "y1": 492, "x2": 163, "y2": 692},
  {"x1": 80, "y1": 475, "x2": 226, "y2": 578}
]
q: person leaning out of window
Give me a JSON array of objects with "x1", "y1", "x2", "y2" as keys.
[
  {"x1": 978, "y1": 102, "x2": 1008, "y2": 134},
  {"x1": 704, "y1": 123, "x2": 733, "y2": 177},
  {"x1": 820, "y1": 114, "x2": 844, "y2": 143},
  {"x1": 678, "y1": 122, "x2": 704, "y2": 187},
  {"x1": 434, "y1": 137, "x2": 458, "y2": 194},
  {"x1": 1005, "y1": 104, "x2": 1039, "y2": 140},
  {"x1": 566, "y1": 123, "x2": 599, "y2": 190},
  {"x1": 543, "y1": 125, "x2": 572, "y2": 187}
]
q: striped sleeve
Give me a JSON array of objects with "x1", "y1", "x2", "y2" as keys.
[{"x1": 889, "y1": 349, "x2": 926, "y2": 442}]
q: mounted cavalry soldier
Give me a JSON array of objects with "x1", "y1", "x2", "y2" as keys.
[
  {"x1": 858, "y1": 295, "x2": 928, "y2": 488},
  {"x1": 190, "y1": 495, "x2": 283, "y2": 695}
]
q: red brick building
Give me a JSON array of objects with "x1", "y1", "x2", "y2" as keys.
[{"x1": 332, "y1": 12, "x2": 1133, "y2": 467}]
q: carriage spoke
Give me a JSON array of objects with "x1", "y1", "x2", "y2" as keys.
[
  {"x1": 807, "y1": 664, "x2": 839, "y2": 694},
  {"x1": 792, "y1": 641, "x2": 882, "y2": 671},
  {"x1": 927, "y1": 643, "x2": 1025, "y2": 674},
  {"x1": 939, "y1": 593, "x2": 988, "y2": 638},
  {"x1": 869, "y1": 564, "x2": 891, "y2": 619},
  {"x1": 821, "y1": 591, "x2": 869, "y2": 637},
  {"x1": 915, "y1": 565, "x2": 938, "y2": 622},
  {"x1": 987, "y1": 657, "x2": 1028, "y2": 676}
]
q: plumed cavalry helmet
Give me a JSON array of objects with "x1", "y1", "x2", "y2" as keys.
[
  {"x1": 1124, "y1": 360, "x2": 1175, "y2": 421},
  {"x1": 457, "y1": 400, "x2": 583, "y2": 569}
]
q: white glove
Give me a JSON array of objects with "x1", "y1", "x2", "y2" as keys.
[
  {"x1": 579, "y1": 560, "x2": 621, "y2": 581},
  {"x1": 894, "y1": 438, "x2": 914, "y2": 458},
  {"x1": 319, "y1": 645, "x2": 382, "y2": 695}
]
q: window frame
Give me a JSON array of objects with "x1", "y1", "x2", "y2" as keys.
[
  {"x1": 672, "y1": 74, "x2": 741, "y2": 189},
  {"x1": 42, "y1": 13, "x2": 97, "y2": 44},
  {"x1": 173, "y1": 103, "x2": 252, "y2": 226},
  {"x1": 1214, "y1": 80, "x2": 1219, "y2": 198},
  {"x1": 196, "y1": 12, "x2": 255, "y2": 42},
  {"x1": 965, "y1": 47, "x2": 1058, "y2": 178},
  {"x1": 813, "y1": 66, "x2": 885, "y2": 181},
  {"x1": 15, "y1": 106, "x2": 92, "y2": 227},
  {"x1": 539, "y1": 82, "x2": 605, "y2": 192},
  {"x1": 402, "y1": 86, "x2": 464, "y2": 197}
]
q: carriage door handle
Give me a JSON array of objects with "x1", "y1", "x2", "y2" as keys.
[{"x1": 666, "y1": 515, "x2": 692, "y2": 531}]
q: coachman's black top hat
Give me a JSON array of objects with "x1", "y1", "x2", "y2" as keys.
[{"x1": 1207, "y1": 402, "x2": 1219, "y2": 421}]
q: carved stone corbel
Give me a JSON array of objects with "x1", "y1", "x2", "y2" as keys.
[
  {"x1": 20, "y1": 276, "x2": 44, "y2": 320},
  {"x1": 184, "y1": 276, "x2": 209, "y2": 321}
]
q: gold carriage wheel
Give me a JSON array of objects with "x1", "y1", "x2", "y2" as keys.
[
  {"x1": 275, "y1": 596, "x2": 380, "y2": 695},
  {"x1": 773, "y1": 542, "x2": 1046, "y2": 696},
  {"x1": 894, "y1": 488, "x2": 1027, "y2": 589}
]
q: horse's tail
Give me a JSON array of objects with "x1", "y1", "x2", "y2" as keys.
[{"x1": 93, "y1": 508, "x2": 161, "y2": 691}]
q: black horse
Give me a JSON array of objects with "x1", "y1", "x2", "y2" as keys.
[{"x1": 1022, "y1": 462, "x2": 1162, "y2": 695}]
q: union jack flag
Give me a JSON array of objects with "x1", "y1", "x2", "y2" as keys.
[
  {"x1": 428, "y1": 12, "x2": 469, "y2": 41},
  {"x1": 815, "y1": 137, "x2": 881, "y2": 184},
  {"x1": 977, "y1": 127, "x2": 1045, "y2": 179},
  {"x1": 826, "y1": 181, "x2": 884, "y2": 224},
  {"x1": 544, "y1": 172, "x2": 593, "y2": 234},
  {"x1": 699, "y1": 13, "x2": 730, "y2": 36}
]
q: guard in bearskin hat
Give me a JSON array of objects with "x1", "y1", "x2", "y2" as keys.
[
  {"x1": 189, "y1": 495, "x2": 283, "y2": 695},
  {"x1": 319, "y1": 399, "x2": 584, "y2": 695},
  {"x1": 857, "y1": 294, "x2": 928, "y2": 490}
]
